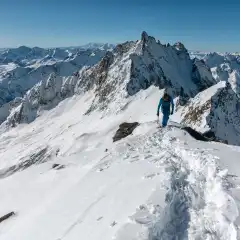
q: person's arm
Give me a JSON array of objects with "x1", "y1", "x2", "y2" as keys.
[
  {"x1": 171, "y1": 97, "x2": 174, "y2": 114},
  {"x1": 157, "y1": 98, "x2": 162, "y2": 116}
]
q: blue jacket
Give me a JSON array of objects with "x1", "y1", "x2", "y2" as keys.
[{"x1": 157, "y1": 96, "x2": 174, "y2": 115}]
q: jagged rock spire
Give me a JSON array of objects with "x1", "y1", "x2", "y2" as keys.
[
  {"x1": 141, "y1": 31, "x2": 149, "y2": 43},
  {"x1": 173, "y1": 42, "x2": 187, "y2": 52}
]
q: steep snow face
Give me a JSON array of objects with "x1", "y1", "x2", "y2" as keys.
[
  {"x1": 175, "y1": 79, "x2": 240, "y2": 146},
  {"x1": 0, "y1": 86, "x2": 240, "y2": 240}
]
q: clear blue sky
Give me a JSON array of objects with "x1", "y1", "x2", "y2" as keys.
[{"x1": 0, "y1": 0, "x2": 239, "y2": 51}]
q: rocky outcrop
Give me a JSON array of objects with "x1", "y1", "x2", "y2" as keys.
[
  {"x1": 113, "y1": 122, "x2": 140, "y2": 142},
  {"x1": 181, "y1": 126, "x2": 212, "y2": 142},
  {"x1": 173, "y1": 42, "x2": 188, "y2": 53},
  {"x1": 206, "y1": 79, "x2": 240, "y2": 145},
  {"x1": 179, "y1": 77, "x2": 240, "y2": 146},
  {"x1": 0, "y1": 212, "x2": 15, "y2": 224}
]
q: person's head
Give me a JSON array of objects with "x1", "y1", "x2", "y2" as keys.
[{"x1": 162, "y1": 92, "x2": 169, "y2": 100}]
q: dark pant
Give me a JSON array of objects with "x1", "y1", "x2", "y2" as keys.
[{"x1": 162, "y1": 112, "x2": 170, "y2": 127}]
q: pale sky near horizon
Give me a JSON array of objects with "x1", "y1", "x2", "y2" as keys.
[{"x1": 0, "y1": 0, "x2": 239, "y2": 51}]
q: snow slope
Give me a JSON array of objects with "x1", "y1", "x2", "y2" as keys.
[{"x1": 0, "y1": 86, "x2": 240, "y2": 240}]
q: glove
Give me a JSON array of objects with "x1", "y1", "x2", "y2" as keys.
[
  {"x1": 170, "y1": 111, "x2": 173, "y2": 115},
  {"x1": 157, "y1": 112, "x2": 159, "y2": 117}
]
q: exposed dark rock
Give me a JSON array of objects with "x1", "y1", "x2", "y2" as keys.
[
  {"x1": 202, "y1": 130, "x2": 216, "y2": 140},
  {"x1": 182, "y1": 126, "x2": 211, "y2": 142},
  {"x1": 52, "y1": 163, "x2": 65, "y2": 170},
  {"x1": 182, "y1": 100, "x2": 211, "y2": 124},
  {"x1": 141, "y1": 31, "x2": 149, "y2": 43},
  {"x1": 183, "y1": 127, "x2": 227, "y2": 144},
  {"x1": 113, "y1": 122, "x2": 140, "y2": 142},
  {"x1": 0, "y1": 212, "x2": 15, "y2": 223},
  {"x1": 98, "y1": 51, "x2": 114, "y2": 72},
  {"x1": 97, "y1": 216, "x2": 103, "y2": 221},
  {"x1": 55, "y1": 148, "x2": 60, "y2": 156},
  {"x1": 110, "y1": 221, "x2": 117, "y2": 227},
  {"x1": 173, "y1": 42, "x2": 187, "y2": 52}
]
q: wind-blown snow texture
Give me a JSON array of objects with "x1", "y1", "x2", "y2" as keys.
[
  {"x1": 0, "y1": 32, "x2": 240, "y2": 240},
  {"x1": 0, "y1": 86, "x2": 240, "y2": 240}
]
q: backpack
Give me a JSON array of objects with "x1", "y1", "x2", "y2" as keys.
[{"x1": 161, "y1": 95, "x2": 171, "y2": 113}]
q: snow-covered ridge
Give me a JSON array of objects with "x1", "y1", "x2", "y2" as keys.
[
  {"x1": 118, "y1": 128, "x2": 238, "y2": 239},
  {"x1": 0, "y1": 31, "x2": 215, "y2": 129},
  {"x1": 0, "y1": 84, "x2": 240, "y2": 239}
]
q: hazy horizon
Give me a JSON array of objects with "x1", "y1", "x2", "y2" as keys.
[{"x1": 0, "y1": 0, "x2": 239, "y2": 52}]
